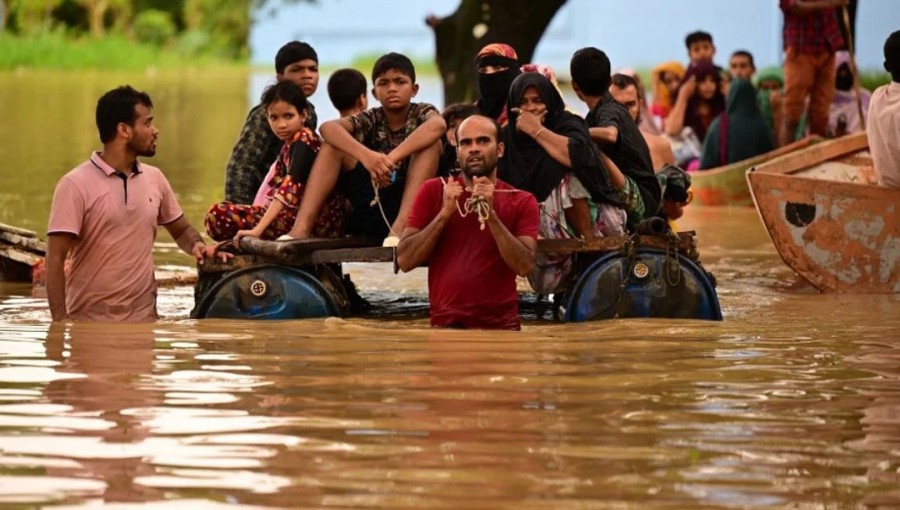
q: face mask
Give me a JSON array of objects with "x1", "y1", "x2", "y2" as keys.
[
  {"x1": 835, "y1": 63, "x2": 854, "y2": 91},
  {"x1": 477, "y1": 67, "x2": 521, "y2": 118}
]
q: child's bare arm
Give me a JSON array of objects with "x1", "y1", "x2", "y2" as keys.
[
  {"x1": 236, "y1": 199, "x2": 285, "y2": 239},
  {"x1": 321, "y1": 118, "x2": 394, "y2": 184},
  {"x1": 387, "y1": 114, "x2": 447, "y2": 165}
]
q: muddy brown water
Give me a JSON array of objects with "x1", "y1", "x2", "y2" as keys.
[{"x1": 1, "y1": 71, "x2": 898, "y2": 508}]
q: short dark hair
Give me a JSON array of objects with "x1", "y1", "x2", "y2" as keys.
[
  {"x1": 455, "y1": 114, "x2": 501, "y2": 144},
  {"x1": 570, "y1": 47, "x2": 612, "y2": 96},
  {"x1": 96, "y1": 85, "x2": 153, "y2": 144},
  {"x1": 442, "y1": 103, "x2": 479, "y2": 126},
  {"x1": 275, "y1": 41, "x2": 318, "y2": 74},
  {"x1": 372, "y1": 52, "x2": 416, "y2": 83},
  {"x1": 611, "y1": 73, "x2": 642, "y2": 101},
  {"x1": 731, "y1": 50, "x2": 755, "y2": 68},
  {"x1": 260, "y1": 80, "x2": 308, "y2": 114},
  {"x1": 685, "y1": 31, "x2": 713, "y2": 49},
  {"x1": 885, "y1": 30, "x2": 900, "y2": 81},
  {"x1": 327, "y1": 68, "x2": 367, "y2": 111}
]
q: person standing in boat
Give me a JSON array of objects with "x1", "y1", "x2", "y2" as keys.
[
  {"x1": 779, "y1": 0, "x2": 847, "y2": 146},
  {"x1": 396, "y1": 115, "x2": 539, "y2": 330},
  {"x1": 867, "y1": 30, "x2": 900, "y2": 189},
  {"x1": 46, "y1": 86, "x2": 226, "y2": 322},
  {"x1": 224, "y1": 41, "x2": 321, "y2": 204}
]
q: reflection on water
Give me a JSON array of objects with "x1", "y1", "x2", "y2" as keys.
[{"x1": 2, "y1": 70, "x2": 900, "y2": 507}]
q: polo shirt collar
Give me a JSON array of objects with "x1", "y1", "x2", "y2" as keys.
[{"x1": 90, "y1": 151, "x2": 143, "y2": 177}]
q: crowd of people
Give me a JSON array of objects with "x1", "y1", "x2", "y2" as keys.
[{"x1": 45, "y1": 0, "x2": 900, "y2": 330}]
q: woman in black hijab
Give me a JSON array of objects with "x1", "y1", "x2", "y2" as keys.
[
  {"x1": 499, "y1": 73, "x2": 625, "y2": 293},
  {"x1": 474, "y1": 43, "x2": 522, "y2": 126}
]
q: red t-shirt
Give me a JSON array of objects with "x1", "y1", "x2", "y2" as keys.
[{"x1": 407, "y1": 177, "x2": 539, "y2": 330}]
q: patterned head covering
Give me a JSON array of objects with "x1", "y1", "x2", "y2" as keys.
[
  {"x1": 651, "y1": 61, "x2": 686, "y2": 118},
  {"x1": 475, "y1": 43, "x2": 521, "y2": 124},
  {"x1": 475, "y1": 43, "x2": 519, "y2": 67}
]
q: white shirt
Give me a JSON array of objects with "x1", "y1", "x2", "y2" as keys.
[{"x1": 867, "y1": 81, "x2": 900, "y2": 188}]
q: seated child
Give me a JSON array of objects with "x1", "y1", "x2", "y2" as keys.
[
  {"x1": 283, "y1": 53, "x2": 446, "y2": 244},
  {"x1": 655, "y1": 165, "x2": 692, "y2": 231},
  {"x1": 327, "y1": 68, "x2": 368, "y2": 118},
  {"x1": 224, "y1": 41, "x2": 320, "y2": 204},
  {"x1": 438, "y1": 103, "x2": 479, "y2": 177},
  {"x1": 205, "y1": 81, "x2": 347, "y2": 241}
]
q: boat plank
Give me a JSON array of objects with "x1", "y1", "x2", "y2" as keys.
[
  {"x1": 0, "y1": 231, "x2": 46, "y2": 254},
  {"x1": 753, "y1": 132, "x2": 868, "y2": 176},
  {"x1": 0, "y1": 222, "x2": 39, "y2": 239},
  {"x1": 202, "y1": 233, "x2": 699, "y2": 274}
]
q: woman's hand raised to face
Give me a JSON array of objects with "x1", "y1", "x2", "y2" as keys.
[{"x1": 511, "y1": 107, "x2": 547, "y2": 139}]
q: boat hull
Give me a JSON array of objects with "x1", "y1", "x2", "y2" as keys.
[
  {"x1": 692, "y1": 137, "x2": 819, "y2": 207},
  {"x1": 747, "y1": 133, "x2": 899, "y2": 293}
]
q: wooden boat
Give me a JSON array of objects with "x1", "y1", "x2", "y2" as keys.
[
  {"x1": 194, "y1": 225, "x2": 723, "y2": 322},
  {"x1": 691, "y1": 137, "x2": 821, "y2": 207},
  {"x1": 0, "y1": 222, "x2": 46, "y2": 282},
  {"x1": 0, "y1": 222, "x2": 196, "y2": 288},
  {"x1": 747, "y1": 132, "x2": 899, "y2": 293}
]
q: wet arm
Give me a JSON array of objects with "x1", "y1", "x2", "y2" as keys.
[
  {"x1": 589, "y1": 126, "x2": 618, "y2": 145},
  {"x1": 598, "y1": 151, "x2": 627, "y2": 190},
  {"x1": 163, "y1": 215, "x2": 205, "y2": 255},
  {"x1": 486, "y1": 213, "x2": 536, "y2": 277},
  {"x1": 397, "y1": 217, "x2": 450, "y2": 272},
  {"x1": 253, "y1": 199, "x2": 287, "y2": 235},
  {"x1": 46, "y1": 233, "x2": 74, "y2": 321},
  {"x1": 387, "y1": 114, "x2": 447, "y2": 163},
  {"x1": 564, "y1": 198, "x2": 595, "y2": 240},
  {"x1": 531, "y1": 129, "x2": 573, "y2": 168},
  {"x1": 319, "y1": 118, "x2": 373, "y2": 162}
]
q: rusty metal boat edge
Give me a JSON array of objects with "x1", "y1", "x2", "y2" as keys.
[{"x1": 746, "y1": 132, "x2": 900, "y2": 293}]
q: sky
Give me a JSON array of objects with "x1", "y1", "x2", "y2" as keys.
[{"x1": 251, "y1": 0, "x2": 897, "y2": 74}]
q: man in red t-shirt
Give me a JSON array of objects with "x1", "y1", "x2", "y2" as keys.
[{"x1": 397, "y1": 115, "x2": 539, "y2": 330}]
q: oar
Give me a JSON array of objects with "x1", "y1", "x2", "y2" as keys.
[{"x1": 841, "y1": 5, "x2": 866, "y2": 126}]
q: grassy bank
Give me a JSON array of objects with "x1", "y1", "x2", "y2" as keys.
[{"x1": 0, "y1": 31, "x2": 245, "y2": 71}]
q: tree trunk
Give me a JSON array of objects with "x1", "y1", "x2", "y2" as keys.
[
  {"x1": 1, "y1": 0, "x2": 8, "y2": 31},
  {"x1": 427, "y1": 0, "x2": 568, "y2": 105},
  {"x1": 85, "y1": 0, "x2": 109, "y2": 38}
]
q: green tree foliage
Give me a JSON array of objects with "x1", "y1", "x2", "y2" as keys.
[
  {"x1": 132, "y1": 7, "x2": 173, "y2": 46},
  {"x1": 2, "y1": 0, "x2": 256, "y2": 59},
  {"x1": 183, "y1": 0, "x2": 251, "y2": 59},
  {"x1": 10, "y1": 0, "x2": 62, "y2": 33}
]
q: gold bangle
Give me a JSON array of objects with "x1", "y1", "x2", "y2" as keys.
[{"x1": 535, "y1": 127, "x2": 546, "y2": 139}]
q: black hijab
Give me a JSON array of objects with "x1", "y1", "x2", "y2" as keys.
[
  {"x1": 475, "y1": 51, "x2": 521, "y2": 122},
  {"x1": 499, "y1": 73, "x2": 619, "y2": 205}
]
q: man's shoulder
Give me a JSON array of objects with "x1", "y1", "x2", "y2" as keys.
[
  {"x1": 410, "y1": 102, "x2": 438, "y2": 113},
  {"x1": 497, "y1": 180, "x2": 538, "y2": 207},
  {"x1": 57, "y1": 159, "x2": 100, "y2": 188},
  {"x1": 422, "y1": 176, "x2": 445, "y2": 189}
]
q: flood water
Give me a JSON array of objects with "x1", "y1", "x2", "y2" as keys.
[{"x1": 1, "y1": 70, "x2": 899, "y2": 508}]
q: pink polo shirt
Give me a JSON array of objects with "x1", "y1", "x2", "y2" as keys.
[{"x1": 48, "y1": 152, "x2": 183, "y2": 322}]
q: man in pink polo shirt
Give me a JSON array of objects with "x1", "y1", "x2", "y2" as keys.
[{"x1": 47, "y1": 86, "x2": 223, "y2": 322}]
